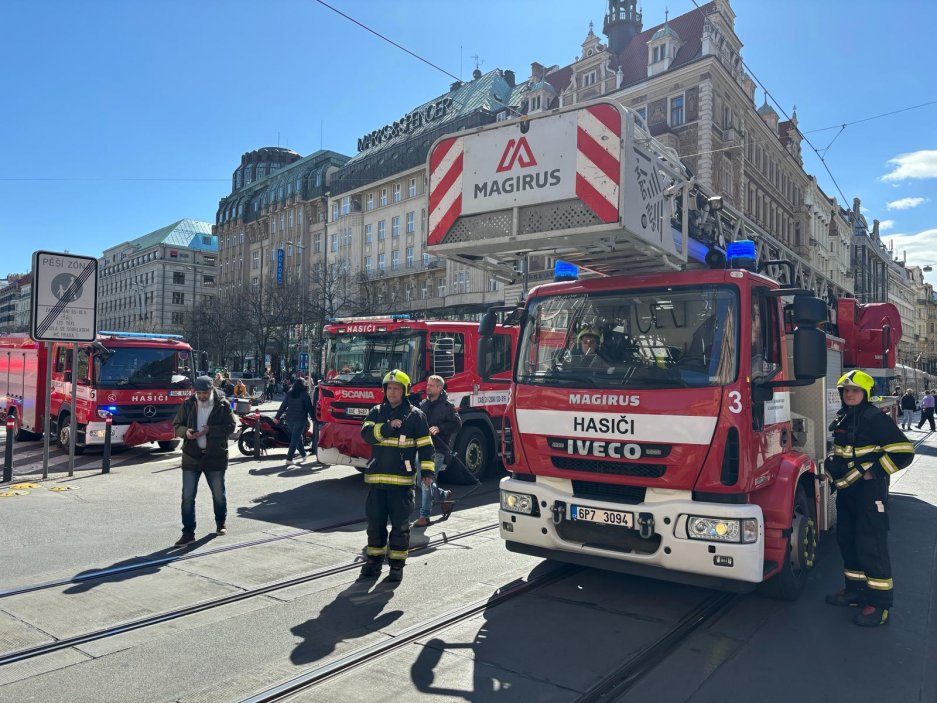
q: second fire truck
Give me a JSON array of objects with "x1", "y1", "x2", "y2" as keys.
[{"x1": 316, "y1": 315, "x2": 516, "y2": 482}]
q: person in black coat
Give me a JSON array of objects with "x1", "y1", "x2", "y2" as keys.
[
  {"x1": 899, "y1": 388, "x2": 917, "y2": 430},
  {"x1": 275, "y1": 378, "x2": 315, "y2": 463},
  {"x1": 413, "y1": 375, "x2": 462, "y2": 526}
]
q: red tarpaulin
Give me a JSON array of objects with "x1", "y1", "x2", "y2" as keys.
[{"x1": 123, "y1": 420, "x2": 176, "y2": 447}]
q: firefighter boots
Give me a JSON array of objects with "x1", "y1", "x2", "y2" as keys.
[
  {"x1": 854, "y1": 605, "x2": 889, "y2": 627},
  {"x1": 824, "y1": 589, "x2": 864, "y2": 607},
  {"x1": 359, "y1": 559, "x2": 383, "y2": 579},
  {"x1": 387, "y1": 566, "x2": 404, "y2": 582}
]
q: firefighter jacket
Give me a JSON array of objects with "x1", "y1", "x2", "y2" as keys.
[
  {"x1": 419, "y1": 390, "x2": 463, "y2": 452},
  {"x1": 361, "y1": 399, "x2": 435, "y2": 487},
  {"x1": 828, "y1": 402, "x2": 914, "y2": 490}
]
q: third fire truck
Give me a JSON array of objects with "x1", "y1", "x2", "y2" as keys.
[
  {"x1": 316, "y1": 315, "x2": 516, "y2": 481},
  {"x1": 425, "y1": 100, "x2": 901, "y2": 598}
]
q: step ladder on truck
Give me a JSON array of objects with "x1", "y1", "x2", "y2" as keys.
[{"x1": 426, "y1": 100, "x2": 901, "y2": 599}]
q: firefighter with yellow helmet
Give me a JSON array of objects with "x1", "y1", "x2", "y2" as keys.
[
  {"x1": 359, "y1": 369, "x2": 435, "y2": 582},
  {"x1": 824, "y1": 370, "x2": 914, "y2": 626}
]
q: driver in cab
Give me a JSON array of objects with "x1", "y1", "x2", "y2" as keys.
[{"x1": 569, "y1": 328, "x2": 611, "y2": 370}]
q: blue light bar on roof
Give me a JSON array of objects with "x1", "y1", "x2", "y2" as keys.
[
  {"x1": 554, "y1": 260, "x2": 579, "y2": 281},
  {"x1": 99, "y1": 331, "x2": 185, "y2": 340},
  {"x1": 726, "y1": 240, "x2": 756, "y2": 260}
]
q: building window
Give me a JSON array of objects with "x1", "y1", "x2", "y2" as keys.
[
  {"x1": 314, "y1": 233, "x2": 322, "y2": 253},
  {"x1": 366, "y1": 193, "x2": 374, "y2": 211},
  {"x1": 271, "y1": 218, "x2": 276, "y2": 234},
  {"x1": 172, "y1": 292, "x2": 185, "y2": 305},
  {"x1": 365, "y1": 223, "x2": 372, "y2": 243},
  {"x1": 380, "y1": 188, "x2": 387, "y2": 207},
  {"x1": 378, "y1": 220, "x2": 385, "y2": 240},
  {"x1": 582, "y1": 70, "x2": 597, "y2": 87},
  {"x1": 530, "y1": 95, "x2": 541, "y2": 111},
  {"x1": 331, "y1": 234, "x2": 338, "y2": 252},
  {"x1": 408, "y1": 178, "x2": 417, "y2": 198},
  {"x1": 423, "y1": 252, "x2": 430, "y2": 267},
  {"x1": 378, "y1": 253, "x2": 385, "y2": 271},
  {"x1": 406, "y1": 246, "x2": 414, "y2": 267},
  {"x1": 392, "y1": 216, "x2": 400, "y2": 237},
  {"x1": 172, "y1": 312, "x2": 184, "y2": 325},
  {"x1": 252, "y1": 251, "x2": 260, "y2": 270},
  {"x1": 392, "y1": 250, "x2": 400, "y2": 270},
  {"x1": 393, "y1": 183, "x2": 401, "y2": 203},
  {"x1": 331, "y1": 203, "x2": 339, "y2": 221},
  {"x1": 636, "y1": 106, "x2": 647, "y2": 121},
  {"x1": 173, "y1": 272, "x2": 185, "y2": 285},
  {"x1": 406, "y1": 211, "x2": 415, "y2": 234},
  {"x1": 365, "y1": 256, "x2": 372, "y2": 273},
  {"x1": 670, "y1": 95, "x2": 685, "y2": 126},
  {"x1": 496, "y1": 111, "x2": 509, "y2": 122},
  {"x1": 341, "y1": 196, "x2": 350, "y2": 216}
]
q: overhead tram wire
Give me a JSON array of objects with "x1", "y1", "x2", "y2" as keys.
[
  {"x1": 687, "y1": 0, "x2": 851, "y2": 205},
  {"x1": 803, "y1": 98, "x2": 937, "y2": 134}
]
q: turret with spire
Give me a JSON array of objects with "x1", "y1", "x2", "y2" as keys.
[{"x1": 604, "y1": 0, "x2": 643, "y2": 54}]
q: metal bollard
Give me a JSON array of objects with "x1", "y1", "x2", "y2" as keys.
[
  {"x1": 3, "y1": 417, "x2": 13, "y2": 483},
  {"x1": 254, "y1": 410, "x2": 262, "y2": 460},
  {"x1": 102, "y1": 414, "x2": 112, "y2": 474}
]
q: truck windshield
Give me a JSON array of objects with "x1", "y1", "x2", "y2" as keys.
[
  {"x1": 94, "y1": 348, "x2": 190, "y2": 389},
  {"x1": 323, "y1": 332, "x2": 425, "y2": 386},
  {"x1": 516, "y1": 285, "x2": 739, "y2": 389}
]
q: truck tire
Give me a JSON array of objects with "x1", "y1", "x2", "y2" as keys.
[
  {"x1": 157, "y1": 440, "x2": 180, "y2": 451},
  {"x1": 758, "y1": 485, "x2": 816, "y2": 601},
  {"x1": 56, "y1": 414, "x2": 85, "y2": 455},
  {"x1": 450, "y1": 425, "x2": 492, "y2": 484}
]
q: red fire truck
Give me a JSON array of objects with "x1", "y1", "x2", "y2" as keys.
[
  {"x1": 316, "y1": 315, "x2": 516, "y2": 481},
  {"x1": 0, "y1": 331, "x2": 195, "y2": 453},
  {"x1": 426, "y1": 100, "x2": 901, "y2": 598}
]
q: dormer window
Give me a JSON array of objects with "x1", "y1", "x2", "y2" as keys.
[
  {"x1": 581, "y1": 71, "x2": 597, "y2": 87},
  {"x1": 530, "y1": 95, "x2": 542, "y2": 111}
]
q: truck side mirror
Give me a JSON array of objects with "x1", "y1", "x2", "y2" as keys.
[
  {"x1": 478, "y1": 309, "x2": 498, "y2": 336},
  {"x1": 477, "y1": 337, "x2": 494, "y2": 381},
  {"x1": 793, "y1": 327, "x2": 826, "y2": 380}
]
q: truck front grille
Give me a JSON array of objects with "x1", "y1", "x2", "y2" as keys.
[
  {"x1": 555, "y1": 520, "x2": 661, "y2": 555},
  {"x1": 571, "y1": 480, "x2": 646, "y2": 504},
  {"x1": 552, "y1": 456, "x2": 666, "y2": 478}
]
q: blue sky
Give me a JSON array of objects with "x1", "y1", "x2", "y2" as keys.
[{"x1": 3, "y1": 0, "x2": 935, "y2": 282}]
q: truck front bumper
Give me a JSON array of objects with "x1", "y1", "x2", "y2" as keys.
[
  {"x1": 84, "y1": 422, "x2": 128, "y2": 445},
  {"x1": 499, "y1": 476, "x2": 765, "y2": 588}
]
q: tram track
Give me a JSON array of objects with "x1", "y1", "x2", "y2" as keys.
[
  {"x1": 0, "y1": 486, "x2": 501, "y2": 600},
  {"x1": 0, "y1": 523, "x2": 500, "y2": 668}
]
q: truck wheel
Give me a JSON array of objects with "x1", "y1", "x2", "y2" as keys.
[
  {"x1": 157, "y1": 440, "x2": 180, "y2": 451},
  {"x1": 759, "y1": 485, "x2": 816, "y2": 601},
  {"x1": 451, "y1": 426, "x2": 491, "y2": 484},
  {"x1": 56, "y1": 414, "x2": 85, "y2": 455}
]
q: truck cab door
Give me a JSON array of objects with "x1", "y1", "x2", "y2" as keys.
[{"x1": 750, "y1": 293, "x2": 786, "y2": 467}]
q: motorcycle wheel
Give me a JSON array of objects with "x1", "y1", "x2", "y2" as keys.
[{"x1": 238, "y1": 430, "x2": 258, "y2": 456}]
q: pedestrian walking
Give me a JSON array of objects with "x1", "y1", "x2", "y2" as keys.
[
  {"x1": 359, "y1": 370, "x2": 435, "y2": 582},
  {"x1": 171, "y1": 376, "x2": 237, "y2": 546},
  {"x1": 900, "y1": 389, "x2": 916, "y2": 430},
  {"x1": 264, "y1": 372, "x2": 276, "y2": 401},
  {"x1": 824, "y1": 370, "x2": 914, "y2": 627},
  {"x1": 916, "y1": 390, "x2": 935, "y2": 431},
  {"x1": 413, "y1": 375, "x2": 461, "y2": 527},
  {"x1": 275, "y1": 378, "x2": 315, "y2": 464}
]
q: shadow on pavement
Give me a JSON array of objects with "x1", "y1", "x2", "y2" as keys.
[
  {"x1": 290, "y1": 577, "x2": 403, "y2": 665},
  {"x1": 62, "y1": 534, "x2": 217, "y2": 594}
]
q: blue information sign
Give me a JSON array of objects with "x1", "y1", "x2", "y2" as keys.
[
  {"x1": 299, "y1": 352, "x2": 309, "y2": 371},
  {"x1": 276, "y1": 248, "x2": 285, "y2": 286}
]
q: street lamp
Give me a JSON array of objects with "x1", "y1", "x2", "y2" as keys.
[{"x1": 287, "y1": 237, "x2": 306, "y2": 376}]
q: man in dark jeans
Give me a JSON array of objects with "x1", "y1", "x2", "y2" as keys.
[
  {"x1": 276, "y1": 377, "x2": 315, "y2": 464},
  {"x1": 172, "y1": 376, "x2": 236, "y2": 546}
]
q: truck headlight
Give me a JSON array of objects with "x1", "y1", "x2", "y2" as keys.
[
  {"x1": 687, "y1": 516, "x2": 758, "y2": 544},
  {"x1": 501, "y1": 490, "x2": 537, "y2": 515}
]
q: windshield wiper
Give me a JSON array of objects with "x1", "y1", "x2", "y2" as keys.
[{"x1": 522, "y1": 370, "x2": 596, "y2": 388}]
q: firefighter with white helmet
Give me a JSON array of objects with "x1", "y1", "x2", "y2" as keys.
[
  {"x1": 824, "y1": 370, "x2": 914, "y2": 626},
  {"x1": 359, "y1": 369, "x2": 435, "y2": 582}
]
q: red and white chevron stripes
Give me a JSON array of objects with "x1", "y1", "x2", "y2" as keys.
[
  {"x1": 428, "y1": 136, "x2": 464, "y2": 246},
  {"x1": 575, "y1": 103, "x2": 621, "y2": 223}
]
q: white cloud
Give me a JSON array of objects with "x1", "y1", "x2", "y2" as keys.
[
  {"x1": 886, "y1": 196, "x2": 928, "y2": 210},
  {"x1": 881, "y1": 150, "x2": 937, "y2": 181},
  {"x1": 882, "y1": 230, "x2": 937, "y2": 285},
  {"x1": 878, "y1": 220, "x2": 895, "y2": 231}
]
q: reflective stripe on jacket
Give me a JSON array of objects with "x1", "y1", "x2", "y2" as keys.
[{"x1": 361, "y1": 399, "x2": 435, "y2": 486}]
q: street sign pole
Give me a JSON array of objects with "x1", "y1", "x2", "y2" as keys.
[
  {"x1": 68, "y1": 343, "x2": 78, "y2": 477},
  {"x1": 42, "y1": 344, "x2": 53, "y2": 480}
]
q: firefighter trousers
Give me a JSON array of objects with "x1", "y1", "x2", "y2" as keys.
[
  {"x1": 365, "y1": 485, "x2": 415, "y2": 568},
  {"x1": 835, "y1": 477, "x2": 893, "y2": 607}
]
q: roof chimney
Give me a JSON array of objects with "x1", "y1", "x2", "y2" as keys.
[
  {"x1": 503, "y1": 69, "x2": 515, "y2": 87},
  {"x1": 450, "y1": 80, "x2": 463, "y2": 92},
  {"x1": 530, "y1": 62, "x2": 544, "y2": 81},
  {"x1": 873, "y1": 219, "x2": 880, "y2": 239},
  {"x1": 853, "y1": 197, "x2": 861, "y2": 218}
]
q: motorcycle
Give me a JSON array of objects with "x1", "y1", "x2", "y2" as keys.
[{"x1": 236, "y1": 413, "x2": 313, "y2": 457}]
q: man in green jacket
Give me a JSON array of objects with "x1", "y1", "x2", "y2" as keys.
[{"x1": 172, "y1": 376, "x2": 236, "y2": 546}]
